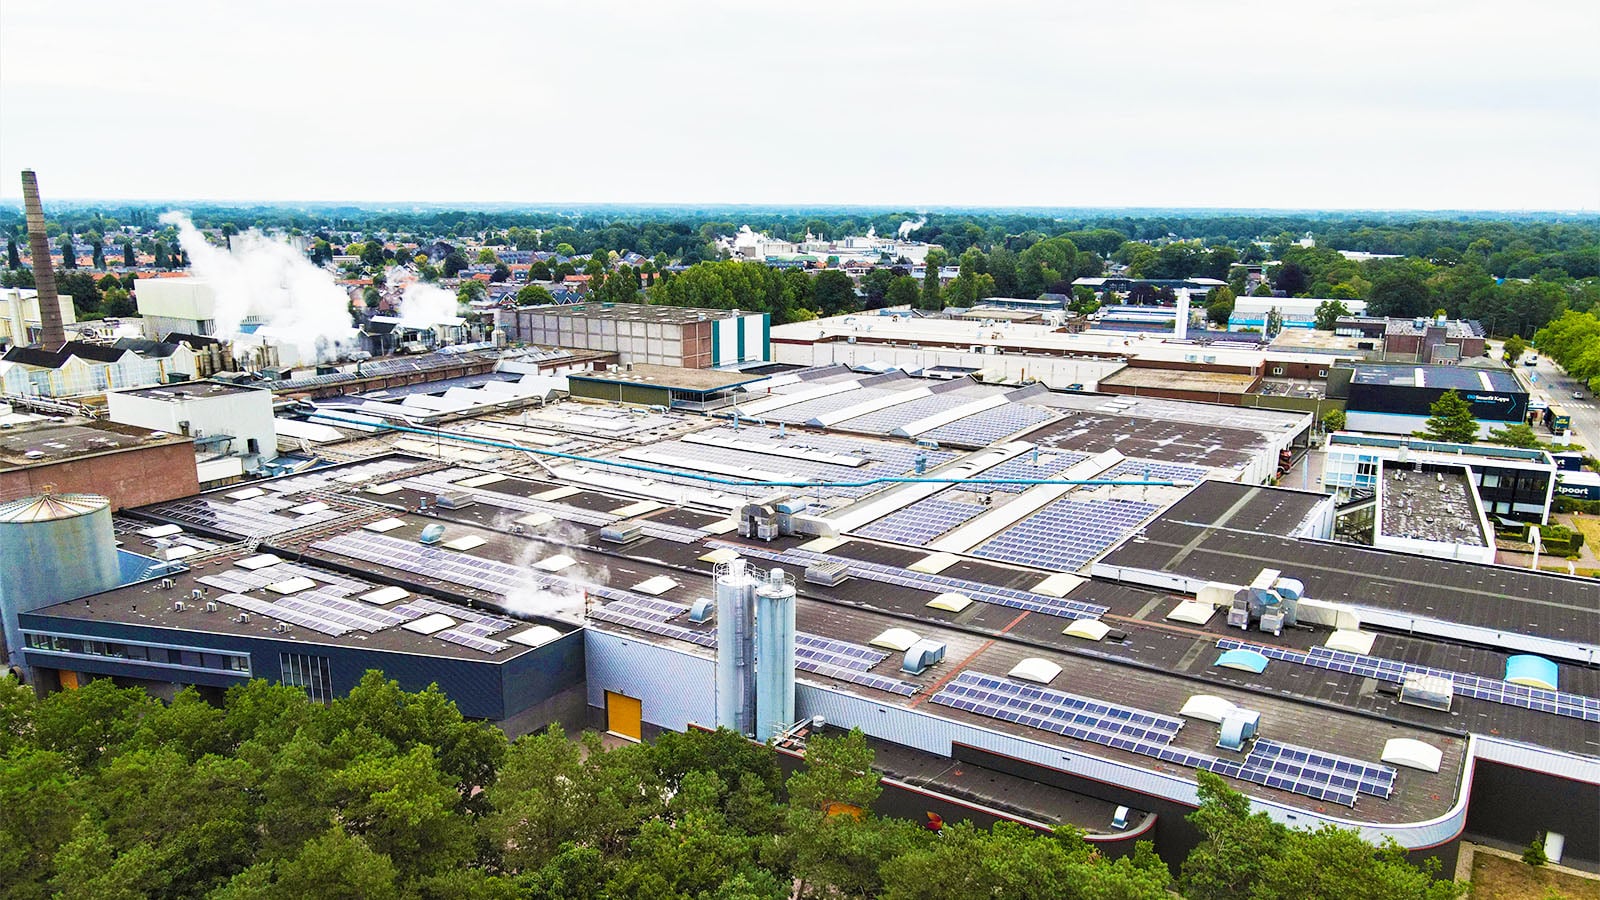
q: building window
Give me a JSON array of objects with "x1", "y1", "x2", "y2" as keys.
[
  {"x1": 279, "y1": 653, "x2": 333, "y2": 704},
  {"x1": 1272, "y1": 366, "x2": 1284, "y2": 375},
  {"x1": 228, "y1": 655, "x2": 251, "y2": 674}
]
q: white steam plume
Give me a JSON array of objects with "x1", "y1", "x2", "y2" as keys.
[
  {"x1": 162, "y1": 212, "x2": 357, "y2": 364},
  {"x1": 897, "y1": 216, "x2": 928, "y2": 239},
  {"x1": 499, "y1": 516, "x2": 605, "y2": 624},
  {"x1": 396, "y1": 281, "x2": 462, "y2": 328}
]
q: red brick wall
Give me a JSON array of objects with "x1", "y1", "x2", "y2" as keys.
[{"x1": 1, "y1": 443, "x2": 199, "y2": 511}]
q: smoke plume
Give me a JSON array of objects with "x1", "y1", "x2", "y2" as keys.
[
  {"x1": 500, "y1": 516, "x2": 606, "y2": 624},
  {"x1": 162, "y1": 212, "x2": 357, "y2": 363},
  {"x1": 396, "y1": 281, "x2": 462, "y2": 328},
  {"x1": 896, "y1": 216, "x2": 928, "y2": 239}
]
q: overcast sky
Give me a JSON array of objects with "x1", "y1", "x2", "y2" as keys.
[{"x1": 2, "y1": 1, "x2": 1596, "y2": 211}]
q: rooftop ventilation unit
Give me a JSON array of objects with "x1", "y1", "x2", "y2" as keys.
[
  {"x1": 434, "y1": 491, "x2": 475, "y2": 510},
  {"x1": 159, "y1": 578, "x2": 175, "y2": 590},
  {"x1": 172, "y1": 600, "x2": 186, "y2": 612},
  {"x1": 418, "y1": 523, "x2": 446, "y2": 545},
  {"x1": 1216, "y1": 709, "x2": 1260, "y2": 751},
  {"x1": 600, "y1": 522, "x2": 644, "y2": 544},
  {"x1": 203, "y1": 601, "x2": 218, "y2": 613},
  {"x1": 802, "y1": 560, "x2": 851, "y2": 587},
  {"x1": 688, "y1": 597, "x2": 715, "y2": 623},
  {"x1": 901, "y1": 639, "x2": 946, "y2": 676},
  {"x1": 1399, "y1": 672, "x2": 1454, "y2": 711}
]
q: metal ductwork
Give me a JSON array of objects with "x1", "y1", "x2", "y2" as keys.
[{"x1": 20, "y1": 169, "x2": 67, "y2": 348}]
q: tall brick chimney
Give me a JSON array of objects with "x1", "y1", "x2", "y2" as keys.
[{"x1": 21, "y1": 169, "x2": 67, "y2": 348}]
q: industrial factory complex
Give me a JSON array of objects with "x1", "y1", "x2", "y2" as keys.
[{"x1": 1, "y1": 171, "x2": 1596, "y2": 879}]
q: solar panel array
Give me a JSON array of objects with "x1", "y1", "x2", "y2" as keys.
[
  {"x1": 434, "y1": 629, "x2": 511, "y2": 653},
  {"x1": 763, "y1": 386, "x2": 910, "y2": 425},
  {"x1": 392, "y1": 596, "x2": 520, "y2": 630},
  {"x1": 214, "y1": 593, "x2": 352, "y2": 636},
  {"x1": 1101, "y1": 459, "x2": 1210, "y2": 484},
  {"x1": 931, "y1": 671, "x2": 1380, "y2": 807},
  {"x1": 973, "y1": 498, "x2": 1160, "y2": 571},
  {"x1": 933, "y1": 672, "x2": 1184, "y2": 746},
  {"x1": 1246, "y1": 739, "x2": 1395, "y2": 799},
  {"x1": 718, "y1": 542, "x2": 1109, "y2": 621},
  {"x1": 954, "y1": 451, "x2": 1093, "y2": 494},
  {"x1": 588, "y1": 605, "x2": 717, "y2": 647},
  {"x1": 1217, "y1": 638, "x2": 1600, "y2": 723},
  {"x1": 621, "y1": 428, "x2": 958, "y2": 500},
  {"x1": 854, "y1": 498, "x2": 987, "y2": 545},
  {"x1": 152, "y1": 498, "x2": 302, "y2": 538},
  {"x1": 262, "y1": 458, "x2": 419, "y2": 493},
  {"x1": 918, "y1": 404, "x2": 1057, "y2": 448},
  {"x1": 830, "y1": 391, "x2": 982, "y2": 436}
]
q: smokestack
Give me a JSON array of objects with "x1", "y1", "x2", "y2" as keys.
[{"x1": 21, "y1": 170, "x2": 66, "y2": 348}]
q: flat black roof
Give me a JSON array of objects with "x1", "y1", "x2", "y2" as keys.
[
  {"x1": 1151, "y1": 480, "x2": 1330, "y2": 537},
  {"x1": 1098, "y1": 518, "x2": 1597, "y2": 644},
  {"x1": 1350, "y1": 364, "x2": 1522, "y2": 394}
]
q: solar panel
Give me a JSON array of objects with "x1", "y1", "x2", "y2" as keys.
[
  {"x1": 1248, "y1": 739, "x2": 1395, "y2": 799},
  {"x1": 434, "y1": 629, "x2": 511, "y2": 653},
  {"x1": 1217, "y1": 638, "x2": 1600, "y2": 723},
  {"x1": 953, "y1": 450, "x2": 1093, "y2": 494},
  {"x1": 1101, "y1": 459, "x2": 1209, "y2": 484},
  {"x1": 918, "y1": 404, "x2": 1057, "y2": 448},
  {"x1": 587, "y1": 605, "x2": 717, "y2": 647},
  {"x1": 795, "y1": 658, "x2": 918, "y2": 695},
  {"x1": 717, "y1": 542, "x2": 1109, "y2": 621},
  {"x1": 213, "y1": 592, "x2": 352, "y2": 636},
  {"x1": 930, "y1": 671, "x2": 1364, "y2": 807},
  {"x1": 855, "y1": 498, "x2": 987, "y2": 545},
  {"x1": 972, "y1": 498, "x2": 1160, "y2": 572}
]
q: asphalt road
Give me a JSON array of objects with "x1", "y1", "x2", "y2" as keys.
[{"x1": 1522, "y1": 353, "x2": 1598, "y2": 446}]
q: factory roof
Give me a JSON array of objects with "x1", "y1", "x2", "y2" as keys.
[
  {"x1": 516, "y1": 302, "x2": 760, "y2": 324},
  {"x1": 1377, "y1": 464, "x2": 1489, "y2": 548},
  {"x1": 115, "y1": 380, "x2": 268, "y2": 401},
  {"x1": 1097, "y1": 368, "x2": 1260, "y2": 394},
  {"x1": 1385, "y1": 318, "x2": 1484, "y2": 339},
  {"x1": 1349, "y1": 363, "x2": 1522, "y2": 394},
  {"x1": 568, "y1": 364, "x2": 768, "y2": 393},
  {"x1": 0, "y1": 417, "x2": 193, "y2": 470},
  {"x1": 29, "y1": 551, "x2": 562, "y2": 663}
]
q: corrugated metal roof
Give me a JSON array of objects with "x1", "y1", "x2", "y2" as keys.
[{"x1": 0, "y1": 491, "x2": 109, "y2": 522}]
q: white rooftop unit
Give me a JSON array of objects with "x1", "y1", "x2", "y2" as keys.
[
  {"x1": 1381, "y1": 738, "x2": 1443, "y2": 773},
  {"x1": 1399, "y1": 672, "x2": 1454, "y2": 711},
  {"x1": 1009, "y1": 658, "x2": 1062, "y2": 684}
]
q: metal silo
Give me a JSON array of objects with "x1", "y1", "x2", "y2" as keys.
[
  {"x1": 753, "y1": 566, "x2": 796, "y2": 742},
  {"x1": 714, "y1": 557, "x2": 757, "y2": 735},
  {"x1": 0, "y1": 491, "x2": 121, "y2": 677}
]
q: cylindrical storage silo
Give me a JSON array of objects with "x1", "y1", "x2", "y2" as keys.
[
  {"x1": 754, "y1": 566, "x2": 797, "y2": 742},
  {"x1": 714, "y1": 558, "x2": 757, "y2": 735},
  {"x1": 0, "y1": 492, "x2": 121, "y2": 677}
]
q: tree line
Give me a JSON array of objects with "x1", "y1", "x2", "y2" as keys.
[{"x1": 0, "y1": 673, "x2": 1467, "y2": 900}]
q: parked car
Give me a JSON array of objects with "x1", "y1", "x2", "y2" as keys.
[{"x1": 1574, "y1": 391, "x2": 1585, "y2": 400}]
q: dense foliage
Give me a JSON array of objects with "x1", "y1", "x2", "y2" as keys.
[
  {"x1": 4, "y1": 207, "x2": 1596, "y2": 333},
  {"x1": 0, "y1": 674, "x2": 1469, "y2": 899}
]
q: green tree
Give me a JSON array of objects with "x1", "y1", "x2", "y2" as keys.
[
  {"x1": 1205, "y1": 285, "x2": 1236, "y2": 327},
  {"x1": 1522, "y1": 833, "x2": 1547, "y2": 867},
  {"x1": 882, "y1": 822, "x2": 1168, "y2": 900},
  {"x1": 1321, "y1": 408, "x2": 1347, "y2": 433},
  {"x1": 1486, "y1": 423, "x2": 1540, "y2": 449},
  {"x1": 457, "y1": 280, "x2": 487, "y2": 304},
  {"x1": 442, "y1": 249, "x2": 470, "y2": 278},
  {"x1": 1416, "y1": 390, "x2": 1479, "y2": 443},
  {"x1": 1314, "y1": 299, "x2": 1349, "y2": 330},
  {"x1": 6, "y1": 236, "x2": 20, "y2": 269},
  {"x1": 57, "y1": 233, "x2": 77, "y2": 269},
  {"x1": 885, "y1": 275, "x2": 920, "y2": 308},
  {"x1": 517, "y1": 284, "x2": 555, "y2": 307},
  {"x1": 476, "y1": 248, "x2": 498, "y2": 265},
  {"x1": 920, "y1": 255, "x2": 944, "y2": 311},
  {"x1": 555, "y1": 242, "x2": 576, "y2": 257},
  {"x1": 1502, "y1": 334, "x2": 1527, "y2": 364},
  {"x1": 812, "y1": 270, "x2": 859, "y2": 317}
]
